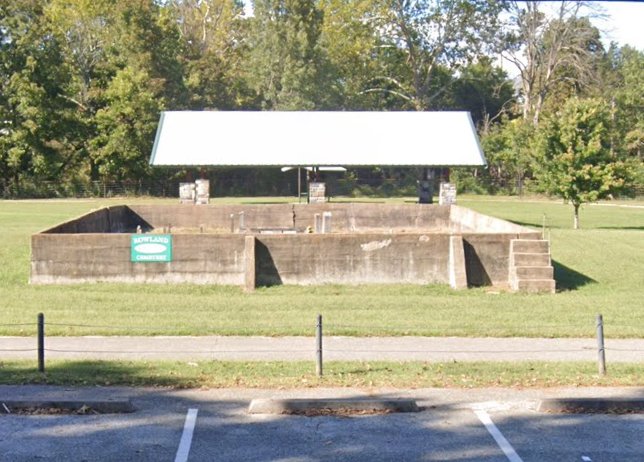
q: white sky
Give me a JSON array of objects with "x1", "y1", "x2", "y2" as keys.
[{"x1": 594, "y1": 1, "x2": 644, "y2": 50}]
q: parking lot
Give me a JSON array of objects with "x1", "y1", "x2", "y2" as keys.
[{"x1": 1, "y1": 386, "x2": 642, "y2": 461}]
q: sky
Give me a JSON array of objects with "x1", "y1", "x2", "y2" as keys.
[{"x1": 594, "y1": 1, "x2": 644, "y2": 50}]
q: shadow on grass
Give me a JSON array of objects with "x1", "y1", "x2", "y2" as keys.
[
  {"x1": 0, "y1": 361, "x2": 195, "y2": 388},
  {"x1": 597, "y1": 226, "x2": 644, "y2": 231},
  {"x1": 553, "y1": 260, "x2": 596, "y2": 291}
]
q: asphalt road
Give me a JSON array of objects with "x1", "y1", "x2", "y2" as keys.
[{"x1": 1, "y1": 386, "x2": 642, "y2": 461}]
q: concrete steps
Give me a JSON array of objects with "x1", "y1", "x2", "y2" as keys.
[{"x1": 510, "y1": 239, "x2": 555, "y2": 294}]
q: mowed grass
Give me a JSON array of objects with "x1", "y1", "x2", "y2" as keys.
[
  {"x1": 1, "y1": 360, "x2": 641, "y2": 389},
  {"x1": 0, "y1": 196, "x2": 642, "y2": 338}
]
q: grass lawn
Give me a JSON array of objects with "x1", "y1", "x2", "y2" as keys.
[
  {"x1": 1, "y1": 195, "x2": 642, "y2": 338},
  {"x1": 1, "y1": 360, "x2": 641, "y2": 388}
]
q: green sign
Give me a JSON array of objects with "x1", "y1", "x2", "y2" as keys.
[{"x1": 131, "y1": 235, "x2": 172, "y2": 262}]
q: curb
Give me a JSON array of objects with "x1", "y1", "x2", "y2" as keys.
[
  {"x1": 1, "y1": 399, "x2": 135, "y2": 414},
  {"x1": 248, "y1": 398, "x2": 419, "y2": 415},
  {"x1": 537, "y1": 398, "x2": 644, "y2": 414}
]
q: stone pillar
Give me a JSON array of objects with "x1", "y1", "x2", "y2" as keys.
[
  {"x1": 309, "y1": 182, "x2": 326, "y2": 203},
  {"x1": 439, "y1": 182, "x2": 457, "y2": 205}
]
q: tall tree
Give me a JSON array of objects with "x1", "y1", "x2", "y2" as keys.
[
  {"x1": 319, "y1": 0, "x2": 388, "y2": 110},
  {"x1": 451, "y1": 57, "x2": 515, "y2": 130},
  {"x1": 369, "y1": 0, "x2": 503, "y2": 110},
  {"x1": 502, "y1": 1, "x2": 603, "y2": 126},
  {"x1": 0, "y1": 0, "x2": 76, "y2": 194},
  {"x1": 536, "y1": 97, "x2": 633, "y2": 229},
  {"x1": 166, "y1": 0, "x2": 252, "y2": 110},
  {"x1": 247, "y1": 0, "x2": 331, "y2": 110}
]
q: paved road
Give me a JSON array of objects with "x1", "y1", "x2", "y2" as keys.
[
  {"x1": 1, "y1": 385, "x2": 642, "y2": 462},
  {"x1": 1, "y1": 336, "x2": 643, "y2": 362}
]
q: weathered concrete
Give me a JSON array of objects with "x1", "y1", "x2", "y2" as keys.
[
  {"x1": 31, "y1": 203, "x2": 544, "y2": 290},
  {"x1": 537, "y1": 398, "x2": 644, "y2": 414},
  {"x1": 255, "y1": 233, "x2": 451, "y2": 286},
  {"x1": 247, "y1": 398, "x2": 420, "y2": 414},
  {"x1": 244, "y1": 236, "x2": 256, "y2": 292},
  {"x1": 31, "y1": 234, "x2": 247, "y2": 285},
  {"x1": 449, "y1": 235, "x2": 467, "y2": 289}
]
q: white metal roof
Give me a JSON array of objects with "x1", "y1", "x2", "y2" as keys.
[{"x1": 150, "y1": 111, "x2": 486, "y2": 167}]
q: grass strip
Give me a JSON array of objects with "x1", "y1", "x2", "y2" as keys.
[{"x1": 1, "y1": 360, "x2": 641, "y2": 389}]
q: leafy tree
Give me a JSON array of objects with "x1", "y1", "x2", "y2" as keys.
[
  {"x1": 451, "y1": 57, "x2": 515, "y2": 130},
  {"x1": 247, "y1": 0, "x2": 332, "y2": 110},
  {"x1": 0, "y1": 0, "x2": 76, "y2": 195},
  {"x1": 167, "y1": 0, "x2": 253, "y2": 110},
  {"x1": 92, "y1": 67, "x2": 162, "y2": 181},
  {"x1": 319, "y1": 0, "x2": 389, "y2": 110},
  {"x1": 536, "y1": 97, "x2": 633, "y2": 229},
  {"x1": 371, "y1": 0, "x2": 503, "y2": 110},
  {"x1": 480, "y1": 117, "x2": 535, "y2": 195},
  {"x1": 502, "y1": 1, "x2": 603, "y2": 126}
]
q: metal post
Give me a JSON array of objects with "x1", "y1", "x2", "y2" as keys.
[
  {"x1": 596, "y1": 314, "x2": 606, "y2": 376},
  {"x1": 316, "y1": 314, "x2": 323, "y2": 377},
  {"x1": 37, "y1": 313, "x2": 44, "y2": 373},
  {"x1": 298, "y1": 167, "x2": 301, "y2": 203}
]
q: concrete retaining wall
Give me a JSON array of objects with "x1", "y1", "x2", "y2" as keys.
[
  {"x1": 42, "y1": 206, "x2": 150, "y2": 234},
  {"x1": 256, "y1": 233, "x2": 450, "y2": 286},
  {"x1": 31, "y1": 203, "x2": 541, "y2": 288},
  {"x1": 128, "y1": 203, "x2": 454, "y2": 233},
  {"x1": 31, "y1": 234, "x2": 247, "y2": 285}
]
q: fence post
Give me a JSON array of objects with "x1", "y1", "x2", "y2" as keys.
[
  {"x1": 37, "y1": 313, "x2": 45, "y2": 373},
  {"x1": 316, "y1": 314, "x2": 323, "y2": 377},
  {"x1": 596, "y1": 314, "x2": 606, "y2": 376}
]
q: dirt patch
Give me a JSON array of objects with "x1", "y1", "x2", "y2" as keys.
[
  {"x1": 3, "y1": 404, "x2": 100, "y2": 415},
  {"x1": 281, "y1": 407, "x2": 396, "y2": 417}
]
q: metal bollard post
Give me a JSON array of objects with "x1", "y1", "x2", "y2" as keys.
[
  {"x1": 596, "y1": 314, "x2": 606, "y2": 376},
  {"x1": 37, "y1": 313, "x2": 45, "y2": 373},
  {"x1": 316, "y1": 314, "x2": 323, "y2": 377}
]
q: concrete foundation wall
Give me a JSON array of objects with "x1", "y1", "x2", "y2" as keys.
[
  {"x1": 31, "y1": 233, "x2": 247, "y2": 284},
  {"x1": 256, "y1": 233, "x2": 450, "y2": 286},
  {"x1": 450, "y1": 205, "x2": 532, "y2": 233},
  {"x1": 31, "y1": 203, "x2": 542, "y2": 288},
  {"x1": 128, "y1": 204, "x2": 454, "y2": 232},
  {"x1": 42, "y1": 206, "x2": 150, "y2": 234}
]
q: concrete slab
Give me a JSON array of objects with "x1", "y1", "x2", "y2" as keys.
[
  {"x1": 247, "y1": 398, "x2": 419, "y2": 414},
  {"x1": 537, "y1": 397, "x2": 644, "y2": 414}
]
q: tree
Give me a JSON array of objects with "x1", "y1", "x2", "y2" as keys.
[
  {"x1": 370, "y1": 0, "x2": 503, "y2": 110},
  {"x1": 166, "y1": 0, "x2": 252, "y2": 110},
  {"x1": 0, "y1": 0, "x2": 77, "y2": 195},
  {"x1": 451, "y1": 57, "x2": 515, "y2": 130},
  {"x1": 247, "y1": 0, "x2": 332, "y2": 110},
  {"x1": 536, "y1": 97, "x2": 633, "y2": 229},
  {"x1": 480, "y1": 117, "x2": 535, "y2": 195},
  {"x1": 502, "y1": 1, "x2": 603, "y2": 126},
  {"x1": 318, "y1": 0, "x2": 389, "y2": 110}
]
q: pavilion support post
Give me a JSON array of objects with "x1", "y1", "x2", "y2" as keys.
[{"x1": 418, "y1": 168, "x2": 434, "y2": 204}]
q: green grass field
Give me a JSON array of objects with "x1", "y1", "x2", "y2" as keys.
[
  {"x1": 1, "y1": 360, "x2": 641, "y2": 388},
  {"x1": 1, "y1": 196, "x2": 643, "y2": 338}
]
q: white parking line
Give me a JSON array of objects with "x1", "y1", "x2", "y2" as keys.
[
  {"x1": 473, "y1": 409, "x2": 523, "y2": 462},
  {"x1": 175, "y1": 408, "x2": 199, "y2": 462}
]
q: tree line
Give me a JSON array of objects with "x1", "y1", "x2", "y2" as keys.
[{"x1": 1, "y1": 2, "x2": 642, "y2": 215}]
